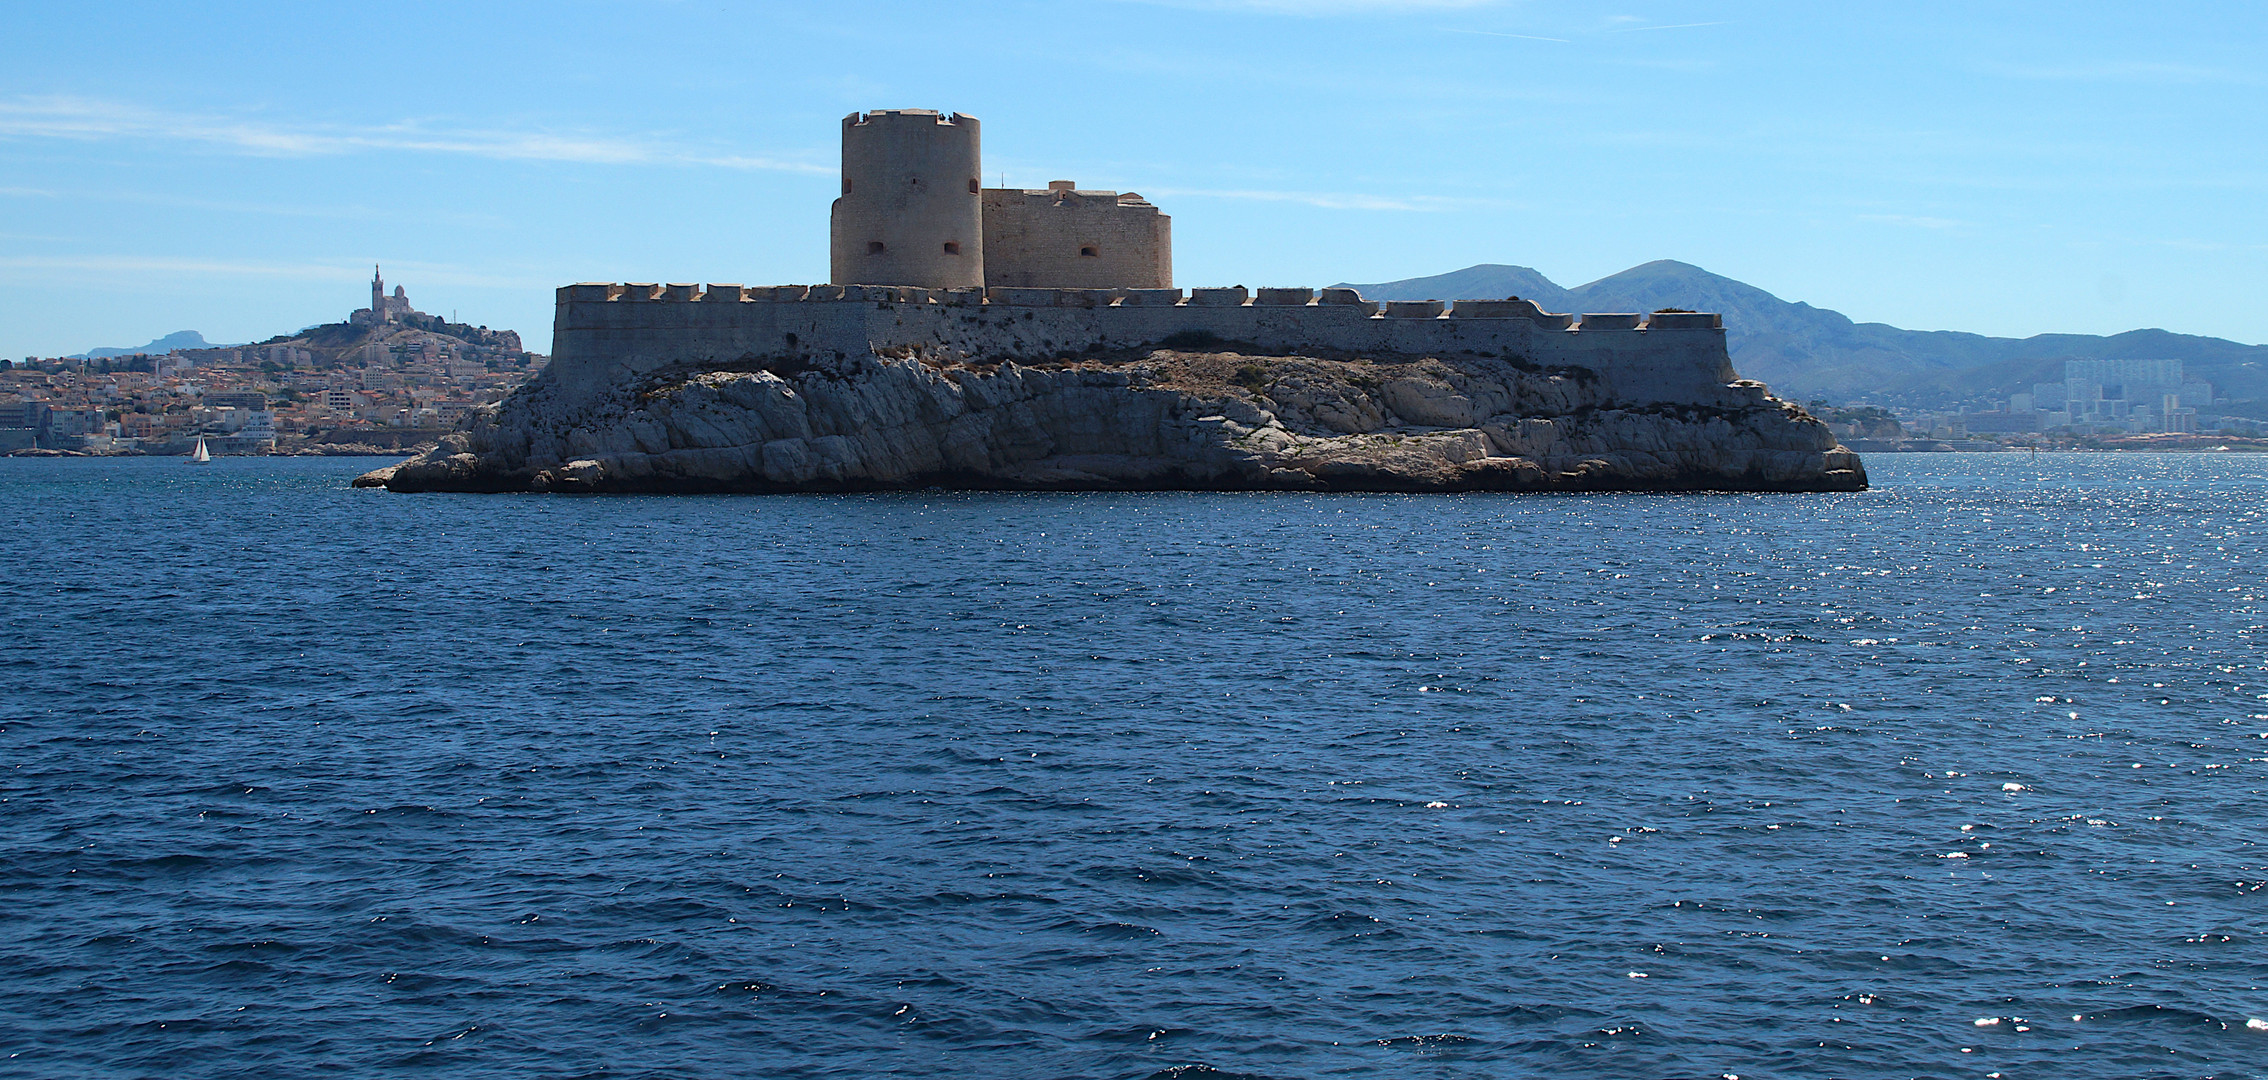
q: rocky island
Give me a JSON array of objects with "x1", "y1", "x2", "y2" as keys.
[
  {"x1": 361, "y1": 285, "x2": 1861, "y2": 494},
  {"x1": 361, "y1": 109, "x2": 1862, "y2": 495}
]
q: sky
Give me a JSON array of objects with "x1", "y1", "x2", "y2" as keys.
[{"x1": 2, "y1": 0, "x2": 2264, "y2": 357}]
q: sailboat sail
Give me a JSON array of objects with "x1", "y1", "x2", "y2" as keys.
[{"x1": 189, "y1": 435, "x2": 211, "y2": 463}]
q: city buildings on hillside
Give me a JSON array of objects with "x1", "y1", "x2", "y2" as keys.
[
  {"x1": 2009, "y1": 359, "x2": 2214, "y2": 433},
  {"x1": 1877, "y1": 358, "x2": 2240, "y2": 444},
  {"x1": 2, "y1": 274, "x2": 541, "y2": 454}
]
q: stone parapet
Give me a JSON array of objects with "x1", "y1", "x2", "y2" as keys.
[
  {"x1": 544, "y1": 282, "x2": 1736, "y2": 409},
  {"x1": 1187, "y1": 287, "x2": 1249, "y2": 307},
  {"x1": 550, "y1": 282, "x2": 1727, "y2": 333},
  {"x1": 986, "y1": 287, "x2": 1061, "y2": 306},
  {"x1": 553, "y1": 282, "x2": 1723, "y2": 326},
  {"x1": 1450, "y1": 300, "x2": 1529, "y2": 319}
]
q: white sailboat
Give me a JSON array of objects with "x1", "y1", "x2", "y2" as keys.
[{"x1": 188, "y1": 434, "x2": 211, "y2": 463}]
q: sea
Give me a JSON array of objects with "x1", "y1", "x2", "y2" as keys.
[{"x1": 3, "y1": 452, "x2": 2265, "y2": 1080}]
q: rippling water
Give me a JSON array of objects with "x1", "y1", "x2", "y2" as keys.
[{"x1": 4, "y1": 453, "x2": 2266, "y2": 1079}]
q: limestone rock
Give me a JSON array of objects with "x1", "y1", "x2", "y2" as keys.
[
  {"x1": 376, "y1": 349, "x2": 1865, "y2": 494},
  {"x1": 350, "y1": 463, "x2": 400, "y2": 488}
]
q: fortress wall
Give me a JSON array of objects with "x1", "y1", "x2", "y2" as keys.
[
  {"x1": 546, "y1": 284, "x2": 880, "y2": 396},
  {"x1": 979, "y1": 186, "x2": 1172, "y2": 289},
  {"x1": 547, "y1": 285, "x2": 1742, "y2": 407}
]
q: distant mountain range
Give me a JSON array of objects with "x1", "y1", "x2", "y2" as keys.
[
  {"x1": 1340, "y1": 262, "x2": 2268, "y2": 407},
  {"x1": 63, "y1": 269, "x2": 2268, "y2": 409},
  {"x1": 67, "y1": 330, "x2": 234, "y2": 360}
]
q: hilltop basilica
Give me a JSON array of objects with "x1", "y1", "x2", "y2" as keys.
[{"x1": 350, "y1": 266, "x2": 423, "y2": 327}]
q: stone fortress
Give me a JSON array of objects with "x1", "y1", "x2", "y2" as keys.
[
  {"x1": 366, "y1": 108, "x2": 1863, "y2": 493},
  {"x1": 542, "y1": 107, "x2": 1736, "y2": 402},
  {"x1": 830, "y1": 109, "x2": 1170, "y2": 292}
]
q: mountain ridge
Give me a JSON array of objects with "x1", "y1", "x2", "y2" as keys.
[
  {"x1": 67, "y1": 330, "x2": 236, "y2": 360},
  {"x1": 1337, "y1": 262, "x2": 2268, "y2": 406}
]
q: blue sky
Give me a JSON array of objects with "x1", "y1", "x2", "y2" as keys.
[{"x1": 2, "y1": 0, "x2": 2263, "y2": 357}]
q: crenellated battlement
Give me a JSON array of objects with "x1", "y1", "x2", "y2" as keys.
[
  {"x1": 544, "y1": 279, "x2": 1740, "y2": 415},
  {"x1": 846, "y1": 108, "x2": 973, "y2": 128},
  {"x1": 552, "y1": 282, "x2": 1720, "y2": 330}
]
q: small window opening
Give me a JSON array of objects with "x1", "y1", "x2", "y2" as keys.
[
  {"x1": 1079, "y1": 246, "x2": 1099, "y2": 257},
  {"x1": 942, "y1": 242, "x2": 961, "y2": 256},
  {"x1": 867, "y1": 241, "x2": 886, "y2": 254},
  {"x1": 909, "y1": 176, "x2": 920, "y2": 186},
  {"x1": 842, "y1": 178, "x2": 852, "y2": 195},
  {"x1": 968, "y1": 178, "x2": 980, "y2": 194}
]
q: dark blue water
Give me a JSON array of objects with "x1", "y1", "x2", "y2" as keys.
[{"x1": 4, "y1": 454, "x2": 2266, "y2": 1079}]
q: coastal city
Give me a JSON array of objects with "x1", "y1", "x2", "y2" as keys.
[
  {"x1": 1, "y1": 269, "x2": 540, "y2": 456},
  {"x1": 1813, "y1": 356, "x2": 2262, "y2": 452}
]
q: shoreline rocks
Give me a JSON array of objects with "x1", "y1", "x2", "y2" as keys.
[{"x1": 362, "y1": 348, "x2": 1865, "y2": 494}]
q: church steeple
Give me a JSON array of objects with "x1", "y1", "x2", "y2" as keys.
[{"x1": 371, "y1": 265, "x2": 387, "y2": 324}]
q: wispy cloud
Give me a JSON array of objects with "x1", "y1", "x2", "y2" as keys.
[
  {"x1": 1145, "y1": 185, "x2": 1498, "y2": 211},
  {"x1": 2136, "y1": 236, "x2": 2268, "y2": 254},
  {"x1": 1444, "y1": 17, "x2": 1722, "y2": 45},
  {"x1": 0, "y1": 255, "x2": 362, "y2": 278},
  {"x1": 1605, "y1": 20, "x2": 1728, "y2": 32},
  {"x1": 1976, "y1": 60, "x2": 2260, "y2": 86},
  {"x1": 1122, "y1": 0, "x2": 1507, "y2": 12},
  {"x1": 0, "y1": 183, "x2": 506, "y2": 226},
  {"x1": 0, "y1": 254, "x2": 549, "y2": 289},
  {"x1": 0, "y1": 96, "x2": 832, "y2": 173},
  {"x1": 1444, "y1": 27, "x2": 1568, "y2": 43},
  {"x1": 1859, "y1": 213, "x2": 1968, "y2": 231}
]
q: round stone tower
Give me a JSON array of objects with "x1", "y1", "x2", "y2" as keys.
[{"x1": 829, "y1": 109, "x2": 983, "y2": 289}]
